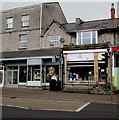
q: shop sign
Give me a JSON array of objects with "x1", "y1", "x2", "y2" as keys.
[
  {"x1": 98, "y1": 79, "x2": 106, "y2": 84},
  {"x1": 112, "y1": 47, "x2": 119, "y2": 51},
  {"x1": 27, "y1": 58, "x2": 42, "y2": 65},
  {"x1": 67, "y1": 53, "x2": 94, "y2": 61}
]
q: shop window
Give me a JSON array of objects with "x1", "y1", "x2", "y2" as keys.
[
  {"x1": 46, "y1": 65, "x2": 59, "y2": 83},
  {"x1": 34, "y1": 69, "x2": 40, "y2": 80},
  {"x1": 28, "y1": 66, "x2": 40, "y2": 81},
  {"x1": 49, "y1": 35, "x2": 60, "y2": 47},
  {"x1": 77, "y1": 31, "x2": 98, "y2": 45},
  {"x1": 67, "y1": 66, "x2": 94, "y2": 82},
  {"x1": 6, "y1": 17, "x2": 13, "y2": 29},
  {"x1": 6, "y1": 66, "x2": 18, "y2": 86},
  {"x1": 19, "y1": 66, "x2": 27, "y2": 83},
  {"x1": 22, "y1": 15, "x2": 29, "y2": 27},
  {"x1": 7, "y1": 66, "x2": 18, "y2": 70}
]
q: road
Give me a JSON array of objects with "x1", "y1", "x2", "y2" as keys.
[{"x1": 1, "y1": 103, "x2": 118, "y2": 119}]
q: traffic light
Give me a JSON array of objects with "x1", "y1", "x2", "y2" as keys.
[{"x1": 102, "y1": 52, "x2": 108, "y2": 67}]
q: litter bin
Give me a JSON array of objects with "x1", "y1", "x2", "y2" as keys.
[{"x1": 50, "y1": 80, "x2": 61, "y2": 91}]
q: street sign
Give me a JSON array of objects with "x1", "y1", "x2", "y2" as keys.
[{"x1": 112, "y1": 47, "x2": 119, "y2": 51}]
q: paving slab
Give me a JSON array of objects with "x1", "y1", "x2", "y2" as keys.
[
  {"x1": 2, "y1": 97, "x2": 87, "y2": 112},
  {"x1": 2, "y1": 88, "x2": 118, "y2": 104}
]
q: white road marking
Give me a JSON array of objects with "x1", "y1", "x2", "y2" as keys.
[
  {"x1": 2, "y1": 104, "x2": 29, "y2": 110},
  {"x1": 75, "y1": 102, "x2": 91, "y2": 112}
]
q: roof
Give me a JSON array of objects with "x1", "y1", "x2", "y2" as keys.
[
  {"x1": 62, "y1": 18, "x2": 119, "y2": 32},
  {"x1": 63, "y1": 43, "x2": 111, "y2": 51},
  {"x1": 42, "y1": 20, "x2": 67, "y2": 36},
  {"x1": 2, "y1": 48, "x2": 62, "y2": 59},
  {"x1": 2, "y1": 2, "x2": 59, "y2": 13}
]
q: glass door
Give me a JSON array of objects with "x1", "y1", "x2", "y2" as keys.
[
  {"x1": 0, "y1": 70, "x2": 4, "y2": 87},
  {"x1": 6, "y1": 70, "x2": 18, "y2": 88}
]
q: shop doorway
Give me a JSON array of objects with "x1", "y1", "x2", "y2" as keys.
[
  {"x1": 19, "y1": 66, "x2": 27, "y2": 85},
  {"x1": 27, "y1": 65, "x2": 41, "y2": 87},
  {"x1": 6, "y1": 70, "x2": 18, "y2": 88}
]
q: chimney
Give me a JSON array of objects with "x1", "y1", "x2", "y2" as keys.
[
  {"x1": 110, "y1": 3, "x2": 115, "y2": 20},
  {"x1": 75, "y1": 18, "x2": 82, "y2": 24}
]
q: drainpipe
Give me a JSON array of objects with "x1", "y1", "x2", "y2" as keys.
[{"x1": 40, "y1": 3, "x2": 42, "y2": 48}]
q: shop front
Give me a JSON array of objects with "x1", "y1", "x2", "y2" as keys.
[
  {"x1": 27, "y1": 58, "x2": 42, "y2": 87},
  {"x1": 63, "y1": 48, "x2": 110, "y2": 86},
  {"x1": 2, "y1": 48, "x2": 63, "y2": 88},
  {"x1": 5, "y1": 61, "x2": 27, "y2": 88},
  {"x1": 4, "y1": 57, "x2": 62, "y2": 88}
]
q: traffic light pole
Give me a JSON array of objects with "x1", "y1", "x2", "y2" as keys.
[{"x1": 110, "y1": 47, "x2": 113, "y2": 100}]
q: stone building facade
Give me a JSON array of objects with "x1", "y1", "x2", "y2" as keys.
[
  {"x1": 2, "y1": 2, "x2": 67, "y2": 52},
  {"x1": 0, "y1": 2, "x2": 67, "y2": 88}
]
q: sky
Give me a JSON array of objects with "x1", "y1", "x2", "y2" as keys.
[{"x1": 1, "y1": 0, "x2": 119, "y2": 23}]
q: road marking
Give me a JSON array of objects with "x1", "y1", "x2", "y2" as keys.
[
  {"x1": 31, "y1": 108, "x2": 73, "y2": 112},
  {"x1": 2, "y1": 104, "x2": 29, "y2": 110},
  {"x1": 75, "y1": 102, "x2": 91, "y2": 112}
]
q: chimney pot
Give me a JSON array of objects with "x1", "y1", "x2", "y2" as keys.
[
  {"x1": 111, "y1": 3, "x2": 115, "y2": 20},
  {"x1": 75, "y1": 18, "x2": 82, "y2": 24}
]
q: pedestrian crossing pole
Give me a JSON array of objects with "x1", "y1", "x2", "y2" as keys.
[{"x1": 110, "y1": 47, "x2": 113, "y2": 100}]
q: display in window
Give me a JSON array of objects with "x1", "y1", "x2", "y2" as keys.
[
  {"x1": 34, "y1": 69, "x2": 40, "y2": 80},
  {"x1": 46, "y1": 66, "x2": 59, "y2": 82},
  {"x1": 67, "y1": 66, "x2": 94, "y2": 82},
  {"x1": 28, "y1": 66, "x2": 41, "y2": 81}
]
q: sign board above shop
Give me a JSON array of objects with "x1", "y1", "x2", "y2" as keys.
[
  {"x1": 67, "y1": 53, "x2": 94, "y2": 61},
  {"x1": 112, "y1": 47, "x2": 119, "y2": 51},
  {"x1": 27, "y1": 58, "x2": 42, "y2": 65}
]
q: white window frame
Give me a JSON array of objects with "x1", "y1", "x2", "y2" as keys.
[
  {"x1": 6, "y1": 17, "x2": 13, "y2": 29},
  {"x1": 21, "y1": 15, "x2": 29, "y2": 27},
  {"x1": 49, "y1": 35, "x2": 60, "y2": 47},
  {"x1": 19, "y1": 34, "x2": 27, "y2": 49},
  {"x1": 76, "y1": 31, "x2": 98, "y2": 45}
]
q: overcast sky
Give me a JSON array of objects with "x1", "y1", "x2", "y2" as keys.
[{"x1": 1, "y1": 0, "x2": 118, "y2": 23}]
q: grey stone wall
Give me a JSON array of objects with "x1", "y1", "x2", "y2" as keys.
[
  {"x1": 1, "y1": 2, "x2": 67, "y2": 52},
  {"x1": 42, "y1": 22, "x2": 76, "y2": 48},
  {"x1": 98, "y1": 31, "x2": 119, "y2": 45}
]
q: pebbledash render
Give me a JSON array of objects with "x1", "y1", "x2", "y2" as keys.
[{"x1": 0, "y1": 3, "x2": 119, "y2": 90}]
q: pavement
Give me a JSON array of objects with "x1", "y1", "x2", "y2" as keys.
[{"x1": 1, "y1": 87, "x2": 119, "y2": 112}]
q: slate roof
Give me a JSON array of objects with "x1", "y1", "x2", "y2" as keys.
[
  {"x1": 62, "y1": 18, "x2": 119, "y2": 32},
  {"x1": 2, "y1": 48, "x2": 62, "y2": 59}
]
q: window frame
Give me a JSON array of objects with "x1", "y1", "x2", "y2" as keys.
[
  {"x1": 6, "y1": 17, "x2": 13, "y2": 29},
  {"x1": 19, "y1": 34, "x2": 28, "y2": 49},
  {"x1": 76, "y1": 31, "x2": 98, "y2": 45},
  {"x1": 21, "y1": 15, "x2": 29, "y2": 27},
  {"x1": 49, "y1": 35, "x2": 60, "y2": 47}
]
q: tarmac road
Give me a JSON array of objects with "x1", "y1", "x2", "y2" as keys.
[
  {"x1": 1, "y1": 88, "x2": 119, "y2": 120},
  {"x1": 1, "y1": 103, "x2": 118, "y2": 119}
]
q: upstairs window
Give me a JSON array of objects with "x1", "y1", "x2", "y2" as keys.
[
  {"x1": 22, "y1": 15, "x2": 29, "y2": 27},
  {"x1": 49, "y1": 35, "x2": 60, "y2": 47},
  {"x1": 19, "y1": 34, "x2": 27, "y2": 49},
  {"x1": 77, "y1": 31, "x2": 98, "y2": 45},
  {"x1": 7, "y1": 17, "x2": 13, "y2": 29}
]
